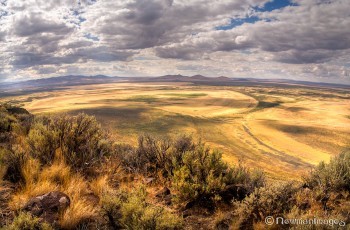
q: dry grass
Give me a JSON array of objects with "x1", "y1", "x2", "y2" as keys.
[
  {"x1": 90, "y1": 175, "x2": 110, "y2": 197},
  {"x1": 59, "y1": 197, "x2": 97, "y2": 229},
  {"x1": 9, "y1": 154, "x2": 99, "y2": 228},
  {"x1": 9, "y1": 158, "x2": 58, "y2": 210},
  {"x1": 21, "y1": 157, "x2": 40, "y2": 185}
]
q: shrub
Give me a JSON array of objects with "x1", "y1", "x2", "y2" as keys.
[
  {"x1": 13, "y1": 113, "x2": 33, "y2": 136},
  {"x1": 26, "y1": 113, "x2": 112, "y2": 171},
  {"x1": 27, "y1": 123, "x2": 59, "y2": 165},
  {"x1": 172, "y1": 145, "x2": 228, "y2": 203},
  {"x1": 133, "y1": 135, "x2": 172, "y2": 176},
  {"x1": 100, "y1": 187, "x2": 183, "y2": 230},
  {"x1": 119, "y1": 135, "x2": 264, "y2": 204},
  {"x1": 304, "y1": 149, "x2": 350, "y2": 192},
  {"x1": 3, "y1": 212, "x2": 53, "y2": 230},
  {"x1": 120, "y1": 135, "x2": 194, "y2": 178},
  {"x1": 55, "y1": 114, "x2": 109, "y2": 170},
  {"x1": 0, "y1": 108, "x2": 16, "y2": 133},
  {"x1": 0, "y1": 105, "x2": 32, "y2": 143},
  {"x1": 1, "y1": 146, "x2": 28, "y2": 184},
  {"x1": 232, "y1": 182, "x2": 298, "y2": 229},
  {"x1": 0, "y1": 108, "x2": 17, "y2": 143},
  {"x1": 171, "y1": 142, "x2": 265, "y2": 204}
]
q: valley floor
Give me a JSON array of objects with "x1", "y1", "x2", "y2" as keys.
[{"x1": 2, "y1": 82, "x2": 350, "y2": 180}]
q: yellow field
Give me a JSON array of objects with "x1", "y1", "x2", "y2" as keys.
[{"x1": 3, "y1": 82, "x2": 350, "y2": 180}]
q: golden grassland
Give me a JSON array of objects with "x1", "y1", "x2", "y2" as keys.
[{"x1": 2, "y1": 82, "x2": 350, "y2": 180}]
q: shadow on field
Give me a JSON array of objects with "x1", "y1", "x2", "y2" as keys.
[
  {"x1": 282, "y1": 106, "x2": 310, "y2": 112},
  {"x1": 67, "y1": 106, "x2": 148, "y2": 120},
  {"x1": 268, "y1": 122, "x2": 317, "y2": 135},
  {"x1": 66, "y1": 106, "x2": 219, "y2": 137}
]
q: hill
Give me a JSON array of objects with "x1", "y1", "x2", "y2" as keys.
[{"x1": 1, "y1": 74, "x2": 349, "y2": 98}]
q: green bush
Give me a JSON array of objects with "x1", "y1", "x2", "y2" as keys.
[
  {"x1": 120, "y1": 135, "x2": 194, "y2": 178},
  {"x1": 0, "y1": 108, "x2": 17, "y2": 143},
  {"x1": 172, "y1": 145, "x2": 228, "y2": 202},
  {"x1": 0, "y1": 108, "x2": 16, "y2": 133},
  {"x1": 27, "y1": 123, "x2": 59, "y2": 165},
  {"x1": 232, "y1": 182, "x2": 297, "y2": 229},
  {"x1": 304, "y1": 149, "x2": 350, "y2": 192},
  {"x1": 26, "y1": 113, "x2": 112, "y2": 171},
  {"x1": 172, "y1": 142, "x2": 265, "y2": 203},
  {"x1": 119, "y1": 135, "x2": 264, "y2": 204},
  {"x1": 1, "y1": 146, "x2": 28, "y2": 184},
  {"x1": 101, "y1": 187, "x2": 183, "y2": 230},
  {"x1": 54, "y1": 113, "x2": 113, "y2": 171},
  {"x1": 3, "y1": 212, "x2": 52, "y2": 230},
  {"x1": 12, "y1": 113, "x2": 33, "y2": 137}
]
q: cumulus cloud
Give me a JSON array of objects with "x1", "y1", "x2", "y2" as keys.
[
  {"x1": 155, "y1": 0, "x2": 350, "y2": 65},
  {"x1": 13, "y1": 13, "x2": 73, "y2": 37}
]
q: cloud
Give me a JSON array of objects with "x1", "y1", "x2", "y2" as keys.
[
  {"x1": 81, "y1": 0, "x2": 270, "y2": 50},
  {"x1": 11, "y1": 46, "x2": 135, "y2": 68},
  {"x1": 155, "y1": 0, "x2": 350, "y2": 65},
  {"x1": 0, "y1": 30, "x2": 5, "y2": 41},
  {"x1": 0, "y1": 0, "x2": 349, "y2": 83},
  {"x1": 12, "y1": 13, "x2": 73, "y2": 37}
]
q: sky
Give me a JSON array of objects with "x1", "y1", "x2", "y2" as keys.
[{"x1": 0, "y1": 0, "x2": 349, "y2": 84}]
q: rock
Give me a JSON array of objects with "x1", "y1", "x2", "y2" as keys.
[
  {"x1": 155, "y1": 187, "x2": 170, "y2": 198},
  {"x1": 143, "y1": 177, "x2": 155, "y2": 184},
  {"x1": 23, "y1": 191, "x2": 70, "y2": 224}
]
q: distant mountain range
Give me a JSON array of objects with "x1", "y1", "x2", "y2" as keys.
[
  {"x1": 140, "y1": 74, "x2": 231, "y2": 82},
  {"x1": 0, "y1": 74, "x2": 349, "y2": 97}
]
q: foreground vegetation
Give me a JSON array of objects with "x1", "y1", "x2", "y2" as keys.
[{"x1": 0, "y1": 104, "x2": 349, "y2": 229}]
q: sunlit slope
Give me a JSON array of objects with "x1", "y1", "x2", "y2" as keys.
[{"x1": 5, "y1": 82, "x2": 349, "y2": 180}]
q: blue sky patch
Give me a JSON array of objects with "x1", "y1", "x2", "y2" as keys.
[
  {"x1": 216, "y1": 0, "x2": 297, "y2": 30},
  {"x1": 216, "y1": 16, "x2": 259, "y2": 30},
  {"x1": 84, "y1": 33, "x2": 99, "y2": 41},
  {"x1": 255, "y1": 0, "x2": 297, "y2": 12}
]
